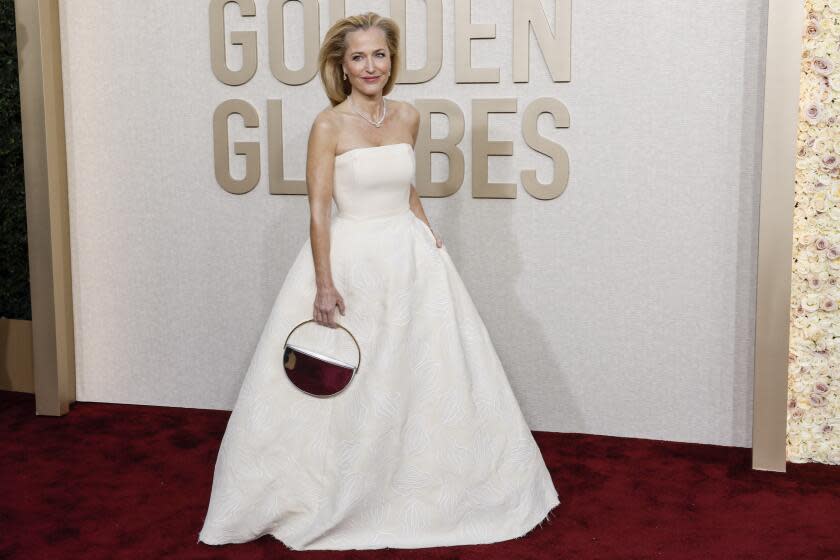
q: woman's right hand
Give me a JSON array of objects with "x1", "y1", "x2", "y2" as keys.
[{"x1": 313, "y1": 284, "x2": 346, "y2": 328}]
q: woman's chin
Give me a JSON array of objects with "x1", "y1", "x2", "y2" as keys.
[{"x1": 353, "y1": 81, "x2": 384, "y2": 95}]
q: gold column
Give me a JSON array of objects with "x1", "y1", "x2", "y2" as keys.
[
  {"x1": 14, "y1": 0, "x2": 75, "y2": 415},
  {"x1": 752, "y1": 0, "x2": 806, "y2": 471}
]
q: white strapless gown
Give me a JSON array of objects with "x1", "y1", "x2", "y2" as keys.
[{"x1": 197, "y1": 142, "x2": 561, "y2": 550}]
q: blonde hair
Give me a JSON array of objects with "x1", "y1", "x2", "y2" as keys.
[{"x1": 318, "y1": 12, "x2": 401, "y2": 107}]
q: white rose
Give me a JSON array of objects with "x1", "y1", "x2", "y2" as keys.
[
  {"x1": 802, "y1": 294, "x2": 822, "y2": 313},
  {"x1": 804, "y1": 321, "x2": 824, "y2": 338}
]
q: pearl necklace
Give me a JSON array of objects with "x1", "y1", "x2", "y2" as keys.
[{"x1": 349, "y1": 96, "x2": 387, "y2": 128}]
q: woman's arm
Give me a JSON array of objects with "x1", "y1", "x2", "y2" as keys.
[{"x1": 305, "y1": 111, "x2": 345, "y2": 326}]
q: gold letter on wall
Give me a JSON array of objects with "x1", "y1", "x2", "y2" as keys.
[
  {"x1": 328, "y1": 0, "x2": 345, "y2": 23},
  {"x1": 209, "y1": 0, "x2": 258, "y2": 86},
  {"x1": 454, "y1": 0, "x2": 499, "y2": 83},
  {"x1": 389, "y1": 0, "x2": 444, "y2": 83},
  {"x1": 268, "y1": 0, "x2": 320, "y2": 85},
  {"x1": 268, "y1": 99, "x2": 307, "y2": 194},
  {"x1": 414, "y1": 99, "x2": 465, "y2": 197},
  {"x1": 214, "y1": 99, "x2": 261, "y2": 194},
  {"x1": 513, "y1": 0, "x2": 572, "y2": 83},
  {"x1": 521, "y1": 97, "x2": 570, "y2": 200},
  {"x1": 472, "y1": 98, "x2": 517, "y2": 198}
]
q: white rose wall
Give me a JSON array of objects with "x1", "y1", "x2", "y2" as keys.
[{"x1": 787, "y1": 0, "x2": 840, "y2": 464}]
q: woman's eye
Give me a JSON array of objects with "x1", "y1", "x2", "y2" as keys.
[{"x1": 352, "y1": 53, "x2": 385, "y2": 60}]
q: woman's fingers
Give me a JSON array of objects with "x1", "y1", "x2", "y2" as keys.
[
  {"x1": 314, "y1": 304, "x2": 326, "y2": 326},
  {"x1": 326, "y1": 307, "x2": 338, "y2": 328},
  {"x1": 312, "y1": 291, "x2": 345, "y2": 327}
]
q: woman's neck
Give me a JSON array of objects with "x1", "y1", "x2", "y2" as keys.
[{"x1": 350, "y1": 93, "x2": 384, "y2": 118}]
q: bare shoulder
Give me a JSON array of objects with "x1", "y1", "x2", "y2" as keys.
[
  {"x1": 307, "y1": 107, "x2": 340, "y2": 157},
  {"x1": 392, "y1": 99, "x2": 419, "y2": 122},
  {"x1": 391, "y1": 99, "x2": 419, "y2": 141},
  {"x1": 312, "y1": 106, "x2": 342, "y2": 135}
]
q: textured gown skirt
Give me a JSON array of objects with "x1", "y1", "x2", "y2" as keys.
[{"x1": 197, "y1": 142, "x2": 561, "y2": 550}]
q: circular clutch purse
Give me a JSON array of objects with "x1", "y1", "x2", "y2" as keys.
[{"x1": 282, "y1": 319, "x2": 361, "y2": 398}]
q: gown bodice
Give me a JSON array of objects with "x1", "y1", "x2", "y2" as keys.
[{"x1": 333, "y1": 142, "x2": 414, "y2": 220}]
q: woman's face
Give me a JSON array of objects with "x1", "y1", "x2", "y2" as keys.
[{"x1": 342, "y1": 27, "x2": 391, "y2": 95}]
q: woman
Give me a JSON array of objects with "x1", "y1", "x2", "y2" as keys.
[{"x1": 198, "y1": 12, "x2": 560, "y2": 551}]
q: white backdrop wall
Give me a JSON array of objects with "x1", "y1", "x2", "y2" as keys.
[{"x1": 63, "y1": 0, "x2": 768, "y2": 447}]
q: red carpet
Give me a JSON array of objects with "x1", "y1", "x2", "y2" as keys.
[{"x1": 1, "y1": 389, "x2": 838, "y2": 559}]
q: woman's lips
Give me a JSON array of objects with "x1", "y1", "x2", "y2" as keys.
[{"x1": 362, "y1": 76, "x2": 380, "y2": 82}]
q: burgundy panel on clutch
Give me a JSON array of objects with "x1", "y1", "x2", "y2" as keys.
[{"x1": 283, "y1": 346, "x2": 354, "y2": 397}]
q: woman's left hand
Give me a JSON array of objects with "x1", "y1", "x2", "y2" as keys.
[{"x1": 431, "y1": 230, "x2": 443, "y2": 248}]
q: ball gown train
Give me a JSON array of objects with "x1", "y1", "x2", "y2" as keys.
[{"x1": 197, "y1": 141, "x2": 561, "y2": 550}]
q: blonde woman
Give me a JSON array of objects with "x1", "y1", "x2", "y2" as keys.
[{"x1": 198, "y1": 12, "x2": 560, "y2": 551}]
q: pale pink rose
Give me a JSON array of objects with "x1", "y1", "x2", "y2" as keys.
[
  {"x1": 806, "y1": 22, "x2": 820, "y2": 37},
  {"x1": 804, "y1": 102, "x2": 823, "y2": 123},
  {"x1": 791, "y1": 407, "x2": 806, "y2": 418},
  {"x1": 829, "y1": 277, "x2": 838, "y2": 286},
  {"x1": 798, "y1": 146, "x2": 808, "y2": 157},
  {"x1": 809, "y1": 393, "x2": 827, "y2": 407},
  {"x1": 808, "y1": 275, "x2": 823, "y2": 289},
  {"x1": 788, "y1": 398, "x2": 798, "y2": 409},
  {"x1": 827, "y1": 246, "x2": 840, "y2": 260},
  {"x1": 822, "y1": 154, "x2": 837, "y2": 169},
  {"x1": 820, "y1": 297, "x2": 836, "y2": 312},
  {"x1": 815, "y1": 236, "x2": 829, "y2": 250},
  {"x1": 812, "y1": 56, "x2": 834, "y2": 76},
  {"x1": 814, "y1": 382, "x2": 830, "y2": 393},
  {"x1": 829, "y1": 115, "x2": 838, "y2": 127},
  {"x1": 821, "y1": 424, "x2": 833, "y2": 434}
]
